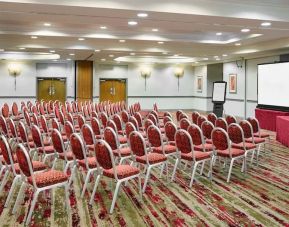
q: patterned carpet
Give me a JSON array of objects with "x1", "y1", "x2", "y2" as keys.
[{"x1": 0, "y1": 131, "x2": 289, "y2": 227}]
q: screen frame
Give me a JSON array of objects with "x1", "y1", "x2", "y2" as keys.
[
  {"x1": 212, "y1": 81, "x2": 227, "y2": 104},
  {"x1": 257, "y1": 61, "x2": 289, "y2": 112}
]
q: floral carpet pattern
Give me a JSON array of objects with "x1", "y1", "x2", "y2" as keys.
[{"x1": 0, "y1": 131, "x2": 289, "y2": 226}]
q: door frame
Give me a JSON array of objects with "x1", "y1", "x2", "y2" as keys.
[
  {"x1": 99, "y1": 78, "x2": 127, "y2": 103},
  {"x1": 36, "y1": 77, "x2": 67, "y2": 102}
]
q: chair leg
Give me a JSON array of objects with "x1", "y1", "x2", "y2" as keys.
[
  {"x1": 0, "y1": 170, "x2": 9, "y2": 193},
  {"x1": 12, "y1": 182, "x2": 26, "y2": 214},
  {"x1": 256, "y1": 145, "x2": 261, "y2": 166},
  {"x1": 138, "y1": 176, "x2": 142, "y2": 202},
  {"x1": 64, "y1": 162, "x2": 70, "y2": 174},
  {"x1": 142, "y1": 165, "x2": 152, "y2": 193},
  {"x1": 109, "y1": 181, "x2": 121, "y2": 214},
  {"x1": 166, "y1": 161, "x2": 169, "y2": 182},
  {"x1": 189, "y1": 162, "x2": 199, "y2": 188},
  {"x1": 171, "y1": 158, "x2": 180, "y2": 182},
  {"x1": 227, "y1": 159, "x2": 235, "y2": 183},
  {"x1": 4, "y1": 176, "x2": 19, "y2": 207},
  {"x1": 81, "y1": 170, "x2": 92, "y2": 198},
  {"x1": 89, "y1": 174, "x2": 101, "y2": 205},
  {"x1": 250, "y1": 149, "x2": 256, "y2": 165},
  {"x1": 25, "y1": 190, "x2": 40, "y2": 225}
]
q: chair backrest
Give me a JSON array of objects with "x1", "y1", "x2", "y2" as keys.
[
  {"x1": 31, "y1": 125, "x2": 43, "y2": 148},
  {"x1": 107, "y1": 120, "x2": 118, "y2": 133},
  {"x1": 1, "y1": 104, "x2": 9, "y2": 118},
  {"x1": 212, "y1": 127, "x2": 229, "y2": 151},
  {"x1": 239, "y1": 120, "x2": 254, "y2": 139},
  {"x1": 7, "y1": 118, "x2": 17, "y2": 139},
  {"x1": 163, "y1": 116, "x2": 172, "y2": 126},
  {"x1": 112, "y1": 114, "x2": 123, "y2": 131},
  {"x1": 18, "y1": 121, "x2": 29, "y2": 143},
  {"x1": 91, "y1": 117, "x2": 101, "y2": 136},
  {"x1": 247, "y1": 117, "x2": 259, "y2": 134},
  {"x1": 67, "y1": 113, "x2": 74, "y2": 124},
  {"x1": 228, "y1": 123, "x2": 245, "y2": 145},
  {"x1": 0, "y1": 135, "x2": 16, "y2": 166},
  {"x1": 129, "y1": 131, "x2": 147, "y2": 157},
  {"x1": 100, "y1": 112, "x2": 108, "y2": 128},
  {"x1": 129, "y1": 116, "x2": 139, "y2": 130},
  {"x1": 150, "y1": 110, "x2": 159, "y2": 123},
  {"x1": 59, "y1": 111, "x2": 65, "y2": 125},
  {"x1": 175, "y1": 129, "x2": 193, "y2": 154},
  {"x1": 15, "y1": 144, "x2": 33, "y2": 178},
  {"x1": 52, "y1": 118, "x2": 60, "y2": 131},
  {"x1": 225, "y1": 115, "x2": 237, "y2": 125},
  {"x1": 201, "y1": 121, "x2": 214, "y2": 139},
  {"x1": 40, "y1": 115, "x2": 49, "y2": 134},
  {"x1": 64, "y1": 121, "x2": 74, "y2": 139},
  {"x1": 81, "y1": 124, "x2": 95, "y2": 146},
  {"x1": 176, "y1": 110, "x2": 183, "y2": 122},
  {"x1": 147, "y1": 114, "x2": 157, "y2": 125},
  {"x1": 104, "y1": 127, "x2": 118, "y2": 150},
  {"x1": 121, "y1": 110, "x2": 129, "y2": 123},
  {"x1": 180, "y1": 118, "x2": 191, "y2": 130},
  {"x1": 207, "y1": 113, "x2": 217, "y2": 125},
  {"x1": 197, "y1": 115, "x2": 207, "y2": 128},
  {"x1": 12, "y1": 102, "x2": 19, "y2": 116},
  {"x1": 192, "y1": 111, "x2": 200, "y2": 124},
  {"x1": 134, "y1": 112, "x2": 143, "y2": 128},
  {"x1": 23, "y1": 109, "x2": 31, "y2": 127},
  {"x1": 0, "y1": 116, "x2": 9, "y2": 135},
  {"x1": 144, "y1": 119, "x2": 154, "y2": 133},
  {"x1": 70, "y1": 133, "x2": 86, "y2": 160},
  {"x1": 31, "y1": 113, "x2": 39, "y2": 126},
  {"x1": 179, "y1": 113, "x2": 189, "y2": 121},
  {"x1": 95, "y1": 140, "x2": 115, "y2": 171},
  {"x1": 164, "y1": 121, "x2": 177, "y2": 142},
  {"x1": 125, "y1": 122, "x2": 136, "y2": 139},
  {"x1": 78, "y1": 115, "x2": 86, "y2": 129},
  {"x1": 187, "y1": 124, "x2": 204, "y2": 146},
  {"x1": 215, "y1": 118, "x2": 228, "y2": 131},
  {"x1": 147, "y1": 125, "x2": 162, "y2": 147},
  {"x1": 164, "y1": 111, "x2": 172, "y2": 118},
  {"x1": 51, "y1": 129, "x2": 65, "y2": 154}
]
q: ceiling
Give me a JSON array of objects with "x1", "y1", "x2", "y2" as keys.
[{"x1": 1, "y1": 0, "x2": 289, "y2": 64}]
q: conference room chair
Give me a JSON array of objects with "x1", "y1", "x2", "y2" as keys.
[
  {"x1": 51, "y1": 129, "x2": 74, "y2": 173},
  {"x1": 90, "y1": 117, "x2": 103, "y2": 139},
  {"x1": 172, "y1": 129, "x2": 213, "y2": 187},
  {"x1": 179, "y1": 118, "x2": 191, "y2": 130},
  {"x1": 112, "y1": 114, "x2": 126, "y2": 135},
  {"x1": 163, "y1": 116, "x2": 173, "y2": 126},
  {"x1": 207, "y1": 113, "x2": 217, "y2": 125},
  {"x1": 239, "y1": 120, "x2": 266, "y2": 166},
  {"x1": 77, "y1": 114, "x2": 86, "y2": 130},
  {"x1": 125, "y1": 122, "x2": 137, "y2": 141},
  {"x1": 52, "y1": 118, "x2": 68, "y2": 142},
  {"x1": 211, "y1": 127, "x2": 246, "y2": 182},
  {"x1": 67, "y1": 113, "x2": 80, "y2": 132},
  {"x1": 129, "y1": 131, "x2": 168, "y2": 192},
  {"x1": 39, "y1": 115, "x2": 52, "y2": 138},
  {"x1": 1, "y1": 104, "x2": 10, "y2": 119},
  {"x1": 164, "y1": 121, "x2": 178, "y2": 145},
  {"x1": 192, "y1": 111, "x2": 201, "y2": 124},
  {"x1": 0, "y1": 116, "x2": 11, "y2": 138},
  {"x1": 107, "y1": 120, "x2": 127, "y2": 144},
  {"x1": 176, "y1": 110, "x2": 184, "y2": 122},
  {"x1": 134, "y1": 112, "x2": 145, "y2": 131},
  {"x1": 13, "y1": 143, "x2": 69, "y2": 225},
  {"x1": 81, "y1": 123, "x2": 97, "y2": 153},
  {"x1": 11, "y1": 102, "x2": 23, "y2": 121},
  {"x1": 201, "y1": 120, "x2": 214, "y2": 144},
  {"x1": 7, "y1": 118, "x2": 20, "y2": 143},
  {"x1": 197, "y1": 115, "x2": 207, "y2": 128},
  {"x1": 225, "y1": 115, "x2": 237, "y2": 125},
  {"x1": 215, "y1": 117, "x2": 228, "y2": 131},
  {"x1": 70, "y1": 133, "x2": 99, "y2": 198},
  {"x1": 91, "y1": 111, "x2": 98, "y2": 119},
  {"x1": 89, "y1": 139, "x2": 142, "y2": 213},
  {"x1": 121, "y1": 110, "x2": 130, "y2": 124}
]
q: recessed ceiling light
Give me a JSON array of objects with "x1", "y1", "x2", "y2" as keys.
[
  {"x1": 174, "y1": 54, "x2": 179, "y2": 57},
  {"x1": 119, "y1": 39, "x2": 126, "y2": 43},
  {"x1": 216, "y1": 58, "x2": 221, "y2": 61},
  {"x1": 203, "y1": 57, "x2": 209, "y2": 60},
  {"x1": 19, "y1": 47, "x2": 26, "y2": 50},
  {"x1": 50, "y1": 50, "x2": 55, "y2": 53},
  {"x1": 235, "y1": 43, "x2": 241, "y2": 46},
  {"x1": 31, "y1": 36, "x2": 38, "y2": 39},
  {"x1": 53, "y1": 59, "x2": 58, "y2": 62},
  {"x1": 69, "y1": 53, "x2": 75, "y2": 56},
  {"x1": 222, "y1": 54, "x2": 228, "y2": 57},
  {"x1": 241, "y1": 28, "x2": 250, "y2": 33},
  {"x1": 216, "y1": 32, "x2": 222, "y2": 36},
  {"x1": 116, "y1": 61, "x2": 120, "y2": 64},
  {"x1": 152, "y1": 28, "x2": 159, "y2": 32},
  {"x1": 109, "y1": 54, "x2": 114, "y2": 57},
  {"x1": 158, "y1": 41, "x2": 164, "y2": 44},
  {"x1": 195, "y1": 61, "x2": 199, "y2": 64},
  {"x1": 101, "y1": 58, "x2": 106, "y2": 61},
  {"x1": 162, "y1": 52, "x2": 168, "y2": 55},
  {"x1": 137, "y1": 13, "x2": 148, "y2": 18},
  {"x1": 44, "y1": 23, "x2": 51, "y2": 27},
  {"x1": 214, "y1": 56, "x2": 219, "y2": 58},
  {"x1": 100, "y1": 26, "x2": 107, "y2": 30},
  {"x1": 261, "y1": 22, "x2": 271, "y2": 27},
  {"x1": 78, "y1": 38, "x2": 85, "y2": 41},
  {"x1": 66, "y1": 58, "x2": 71, "y2": 61},
  {"x1": 94, "y1": 49, "x2": 100, "y2": 52},
  {"x1": 130, "y1": 53, "x2": 135, "y2": 56},
  {"x1": 128, "y1": 21, "x2": 138, "y2": 26},
  {"x1": 0, "y1": 49, "x2": 4, "y2": 52}
]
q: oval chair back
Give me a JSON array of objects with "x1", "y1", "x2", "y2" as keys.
[
  {"x1": 70, "y1": 133, "x2": 86, "y2": 161},
  {"x1": 104, "y1": 127, "x2": 118, "y2": 150},
  {"x1": 225, "y1": 115, "x2": 237, "y2": 125},
  {"x1": 239, "y1": 120, "x2": 254, "y2": 139},
  {"x1": 211, "y1": 127, "x2": 230, "y2": 151},
  {"x1": 207, "y1": 113, "x2": 217, "y2": 125},
  {"x1": 164, "y1": 121, "x2": 177, "y2": 143},
  {"x1": 187, "y1": 124, "x2": 205, "y2": 146},
  {"x1": 121, "y1": 110, "x2": 129, "y2": 123},
  {"x1": 64, "y1": 121, "x2": 74, "y2": 139},
  {"x1": 197, "y1": 115, "x2": 207, "y2": 128},
  {"x1": 147, "y1": 125, "x2": 162, "y2": 147},
  {"x1": 228, "y1": 123, "x2": 245, "y2": 145},
  {"x1": 129, "y1": 131, "x2": 146, "y2": 157},
  {"x1": 215, "y1": 118, "x2": 228, "y2": 131},
  {"x1": 192, "y1": 111, "x2": 200, "y2": 124},
  {"x1": 91, "y1": 117, "x2": 102, "y2": 137},
  {"x1": 179, "y1": 118, "x2": 191, "y2": 130},
  {"x1": 81, "y1": 124, "x2": 96, "y2": 148}
]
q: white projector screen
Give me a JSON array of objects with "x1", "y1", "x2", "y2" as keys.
[{"x1": 258, "y1": 62, "x2": 289, "y2": 109}]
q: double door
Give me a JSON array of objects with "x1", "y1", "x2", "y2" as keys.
[{"x1": 37, "y1": 78, "x2": 66, "y2": 103}]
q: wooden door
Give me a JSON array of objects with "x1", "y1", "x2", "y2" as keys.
[
  {"x1": 76, "y1": 61, "x2": 93, "y2": 102},
  {"x1": 37, "y1": 78, "x2": 66, "y2": 103},
  {"x1": 99, "y1": 79, "x2": 126, "y2": 103}
]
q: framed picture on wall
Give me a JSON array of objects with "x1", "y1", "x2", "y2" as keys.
[
  {"x1": 229, "y1": 74, "x2": 237, "y2": 93},
  {"x1": 197, "y1": 76, "x2": 203, "y2": 92}
]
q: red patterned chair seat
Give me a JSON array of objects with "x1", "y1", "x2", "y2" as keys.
[
  {"x1": 118, "y1": 130, "x2": 125, "y2": 136},
  {"x1": 168, "y1": 141, "x2": 176, "y2": 146},
  {"x1": 87, "y1": 144, "x2": 95, "y2": 151},
  {"x1": 254, "y1": 132, "x2": 270, "y2": 138},
  {"x1": 95, "y1": 135, "x2": 102, "y2": 139},
  {"x1": 103, "y1": 165, "x2": 140, "y2": 179},
  {"x1": 43, "y1": 138, "x2": 51, "y2": 146},
  {"x1": 112, "y1": 147, "x2": 131, "y2": 157},
  {"x1": 28, "y1": 170, "x2": 68, "y2": 188},
  {"x1": 119, "y1": 136, "x2": 127, "y2": 144},
  {"x1": 206, "y1": 139, "x2": 213, "y2": 144},
  {"x1": 194, "y1": 143, "x2": 214, "y2": 152},
  {"x1": 245, "y1": 137, "x2": 265, "y2": 144},
  {"x1": 59, "y1": 151, "x2": 74, "y2": 160},
  {"x1": 232, "y1": 142, "x2": 256, "y2": 150},
  {"x1": 136, "y1": 153, "x2": 167, "y2": 164},
  {"x1": 139, "y1": 111, "x2": 150, "y2": 117},
  {"x1": 181, "y1": 151, "x2": 211, "y2": 161},
  {"x1": 160, "y1": 128, "x2": 165, "y2": 133},
  {"x1": 216, "y1": 148, "x2": 245, "y2": 158},
  {"x1": 78, "y1": 157, "x2": 97, "y2": 169},
  {"x1": 15, "y1": 161, "x2": 47, "y2": 174},
  {"x1": 153, "y1": 145, "x2": 177, "y2": 154},
  {"x1": 62, "y1": 135, "x2": 68, "y2": 142},
  {"x1": 38, "y1": 145, "x2": 55, "y2": 154}
]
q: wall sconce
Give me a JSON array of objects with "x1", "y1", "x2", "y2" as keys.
[
  {"x1": 174, "y1": 66, "x2": 184, "y2": 91},
  {"x1": 8, "y1": 63, "x2": 22, "y2": 91},
  {"x1": 140, "y1": 67, "x2": 151, "y2": 91}
]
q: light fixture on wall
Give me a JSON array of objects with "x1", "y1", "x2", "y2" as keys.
[
  {"x1": 48, "y1": 79, "x2": 56, "y2": 96},
  {"x1": 140, "y1": 66, "x2": 151, "y2": 91},
  {"x1": 8, "y1": 63, "x2": 22, "y2": 91},
  {"x1": 236, "y1": 57, "x2": 244, "y2": 68},
  {"x1": 174, "y1": 66, "x2": 184, "y2": 91}
]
